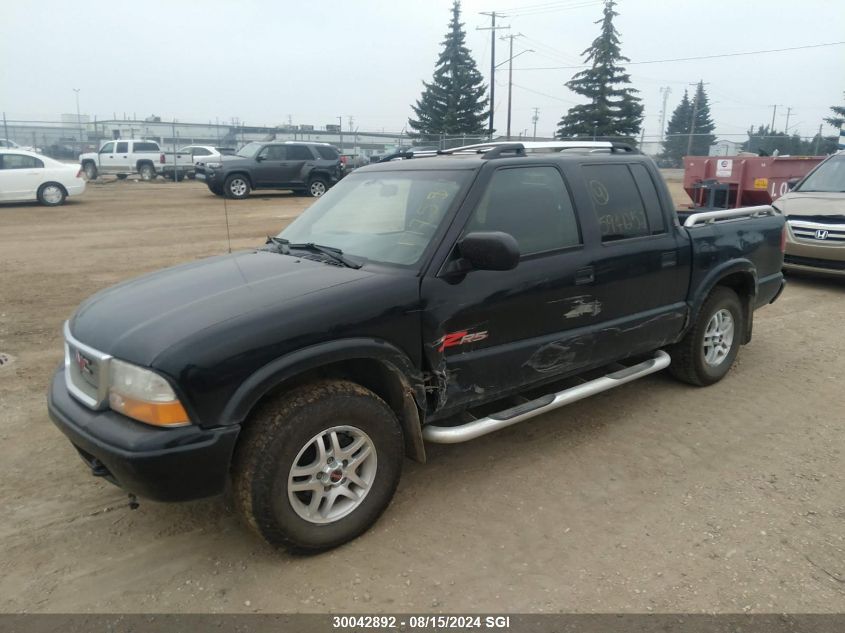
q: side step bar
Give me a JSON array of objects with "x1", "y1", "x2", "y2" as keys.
[{"x1": 422, "y1": 350, "x2": 671, "y2": 444}]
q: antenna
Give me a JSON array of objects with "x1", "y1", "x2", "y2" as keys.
[{"x1": 222, "y1": 195, "x2": 232, "y2": 253}]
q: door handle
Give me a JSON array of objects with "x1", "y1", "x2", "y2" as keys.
[
  {"x1": 575, "y1": 266, "x2": 595, "y2": 285},
  {"x1": 661, "y1": 251, "x2": 678, "y2": 268}
]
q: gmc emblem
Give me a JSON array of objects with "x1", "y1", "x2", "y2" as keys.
[{"x1": 75, "y1": 350, "x2": 93, "y2": 376}]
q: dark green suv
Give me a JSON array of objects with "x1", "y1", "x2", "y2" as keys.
[{"x1": 196, "y1": 141, "x2": 342, "y2": 199}]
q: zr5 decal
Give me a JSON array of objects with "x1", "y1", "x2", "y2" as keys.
[{"x1": 437, "y1": 330, "x2": 489, "y2": 352}]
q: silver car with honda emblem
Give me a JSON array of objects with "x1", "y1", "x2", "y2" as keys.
[{"x1": 775, "y1": 152, "x2": 845, "y2": 277}]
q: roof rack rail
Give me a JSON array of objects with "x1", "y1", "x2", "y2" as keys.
[{"x1": 389, "y1": 140, "x2": 641, "y2": 161}]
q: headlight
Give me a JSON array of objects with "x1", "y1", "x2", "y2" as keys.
[{"x1": 108, "y1": 359, "x2": 190, "y2": 427}]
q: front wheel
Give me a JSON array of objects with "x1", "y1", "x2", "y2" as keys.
[
  {"x1": 669, "y1": 287, "x2": 744, "y2": 386},
  {"x1": 233, "y1": 380, "x2": 403, "y2": 552},
  {"x1": 225, "y1": 174, "x2": 251, "y2": 199}
]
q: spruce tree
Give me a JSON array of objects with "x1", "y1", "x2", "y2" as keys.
[
  {"x1": 408, "y1": 1, "x2": 489, "y2": 139},
  {"x1": 556, "y1": 0, "x2": 643, "y2": 140},
  {"x1": 660, "y1": 90, "x2": 692, "y2": 167},
  {"x1": 689, "y1": 80, "x2": 716, "y2": 155},
  {"x1": 659, "y1": 82, "x2": 716, "y2": 166},
  {"x1": 824, "y1": 92, "x2": 845, "y2": 128}
]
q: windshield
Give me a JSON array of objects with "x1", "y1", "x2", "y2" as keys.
[
  {"x1": 278, "y1": 170, "x2": 470, "y2": 267},
  {"x1": 237, "y1": 142, "x2": 262, "y2": 158},
  {"x1": 796, "y1": 155, "x2": 845, "y2": 193}
]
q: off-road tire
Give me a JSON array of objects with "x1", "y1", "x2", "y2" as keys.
[
  {"x1": 669, "y1": 286, "x2": 744, "y2": 386},
  {"x1": 232, "y1": 380, "x2": 404, "y2": 552}
]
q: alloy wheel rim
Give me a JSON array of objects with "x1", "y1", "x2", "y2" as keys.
[
  {"x1": 43, "y1": 185, "x2": 62, "y2": 204},
  {"x1": 702, "y1": 308, "x2": 734, "y2": 367},
  {"x1": 287, "y1": 425, "x2": 377, "y2": 524},
  {"x1": 230, "y1": 179, "x2": 247, "y2": 196},
  {"x1": 311, "y1": 181, "x2": 326, "y2": 196}
]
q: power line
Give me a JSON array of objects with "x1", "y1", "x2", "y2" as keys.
[{"x1": 513, "y1": 41, "x2": 845, "y2": 70}]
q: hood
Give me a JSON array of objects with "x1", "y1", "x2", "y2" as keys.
[
  {"x1": 69, "y1": 250, "x2": 375, "y2": 365},
  {"x1": 774, "y1": 191, "x2": 845, "y2": 218}
]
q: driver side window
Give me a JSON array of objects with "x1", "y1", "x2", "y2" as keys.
[
  {"x1": 465, "y1": 166, "x2": 581, "y2": 255},
  {"x1": 99, "y1": 142, "x2": 115, "y2": 153},
  {"x1": 259, "y1": 145, "x2": 286, "y2": 160}
]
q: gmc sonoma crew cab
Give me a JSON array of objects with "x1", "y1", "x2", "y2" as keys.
[{"x1": 49, "y1": 141, "x2": 786, "y2": 552}]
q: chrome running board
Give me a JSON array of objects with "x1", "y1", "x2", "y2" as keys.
[{"x1": 422, "y1": 350, "x2": 671, "y2": 444}]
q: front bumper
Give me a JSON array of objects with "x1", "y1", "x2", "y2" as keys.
[{"x1": 47, "y1": 368, "x2": 239, "y2": 502}]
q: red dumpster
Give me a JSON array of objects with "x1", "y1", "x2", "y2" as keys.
[{"x1": 683, "y1": 155, "x2": 824, "y2": 209}]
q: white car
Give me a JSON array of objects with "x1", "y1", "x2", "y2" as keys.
[
  {"x1": 0, "y1": 149, "x2": 85, "y2": 205},
  {"x1": 182, "y1": 145, "x2": 236, "y2": 168},
  {"x1": 0, "y1": 138, "x2": 41, "y2": 153}
]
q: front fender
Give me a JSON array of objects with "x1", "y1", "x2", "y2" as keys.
[{"x1": 219, "y1": 337, "x2": 425, "y2": 426}]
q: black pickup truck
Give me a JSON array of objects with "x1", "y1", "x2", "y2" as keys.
[{"x1": 48, "y1": 142, "x2": 786, "y2": 552}]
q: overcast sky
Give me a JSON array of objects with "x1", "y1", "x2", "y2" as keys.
[{"x1": 1, "y1": 0, "x2": 843, "y2": 141}]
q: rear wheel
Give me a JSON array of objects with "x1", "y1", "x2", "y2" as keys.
[
  {"x1": 37, "y1": 182, "x2": 66, "y2": 206},
  {"x1": 233, "y1": 380, "x2": 403, "y2": 552},
  {"x1": 669, "y1": 287, "x2": 743, "y2": 386},
  {"x1": 308, "y1": 176, "x2": 328, "y2": 197},
  {"x1": 138, "y1": 163, "x2": 156, "y2": 181},
  {"x1": 225, "y1": 174, "x2": 250, "y2": 199}
]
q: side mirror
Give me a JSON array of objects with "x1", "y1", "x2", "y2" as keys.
[
  {"x1": 454, "y1": 231, "x2": 520, "y2": 272},
  {"x1": 255, "y1": 154, "x2": 265, "y2": 162},
  {"x1": 786, "y1": 177, "x2": 800, "y2": 190}
]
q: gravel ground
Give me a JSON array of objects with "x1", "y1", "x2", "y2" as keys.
[{"x1": 0, "y1": 175, "x2": 842, "y2": 613}]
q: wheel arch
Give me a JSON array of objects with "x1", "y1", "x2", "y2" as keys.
[
  {"x1": 221, "y1": 339, "x2": 427, "y2": 462},
  {"x1": 224, "y1": 170, "x2": 254, "y2": 187},
  {"x1": 691, "y1": 261, "x2": 757, "y2": 345},
  {"x1": 38, "y1": 180, "x2": 68, "y2": 196}
]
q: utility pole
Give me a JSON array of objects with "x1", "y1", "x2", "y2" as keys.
[
  {"x1": 686, "y1": 81, "x2": 708, "y2": 156},
  {"x1": 814, "y1": 123, "x2": 823, "y2": 154},
  {"x1": 532, "y1": 107, "x2": 539, "y2": 141},
  {"x1": 338, "y1": 116, "x2": 344, "y2": 152},
  {"x1": 348, "y1": 115, "x2": 354, "y2": 132},
  {"x1": 501, "y1": 33, "x2": 520, "y2": 140},
  {"x1": 658, "y1": 86, "x2": 671, "y2": 141},
  {"x1": 478, "y1": 12, "x2": 510, "y2": 139},
  {"x1": 769, "y1": 104, "x2": 781, "y2": 133},
  {"x1": 784, "y1": 106, "x2": 793, "y2": 133},
  {"x1": 73, "y1": 88, "x2": 82, "y2": 153}
]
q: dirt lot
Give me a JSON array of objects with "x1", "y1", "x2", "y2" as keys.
[{"x1": 0, "y1": 175, "x2": 843, "y2": 614}]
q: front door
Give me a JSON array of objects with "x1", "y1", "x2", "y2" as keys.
[
  {"x1": 96, "y1": 141, "x2": 117, "y2": 173},
  {"x1": 0, "y1": 153, "x2": 44, "y2": 201},
  {"x1": 420, "y1": 164, "x2": 598, "y2": 414},
  {"x1": 253, "y1": 145, "x2": 287, "y2": 186}
]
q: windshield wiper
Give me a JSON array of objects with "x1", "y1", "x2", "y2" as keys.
[{"x1": 263, "y1": 237, "x2": 361, "y2": 269}]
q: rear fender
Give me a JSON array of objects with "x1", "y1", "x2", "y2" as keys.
[{"x1": 689, "y1": 260, "x2": 757, "y2": 344}]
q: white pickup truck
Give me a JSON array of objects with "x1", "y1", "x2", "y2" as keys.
[{"x1": 79, "y1": 140, "x2": 194, "y2": 181}]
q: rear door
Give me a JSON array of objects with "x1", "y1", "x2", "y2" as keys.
[
  {"x1": 282, "y1": 144, "x2": 315, "y2": 186},
  {"x1": 568, "y1": 161, "x2": 690, "y2": 357}
]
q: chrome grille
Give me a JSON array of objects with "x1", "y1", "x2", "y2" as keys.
[
  {"x1": 788, "y1": 220, "x2": 845, "y2": 243},
  {"x1": 63, "y1": 321, "x2": 112, "y2": 410}
]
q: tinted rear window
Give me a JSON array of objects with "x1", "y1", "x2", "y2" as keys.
[
  {"x1": 582, "y1": 164, "x2": 650, "y2": 241},
  {"x1": 315, "y1": 146, "x2": 339, "y2": 160},
  {"x1": 287, "y1": 145, "x2": 315, "y2": 160},
  {"x1": 134, "y1": 142, "x2": 159, "y2": 152}
]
